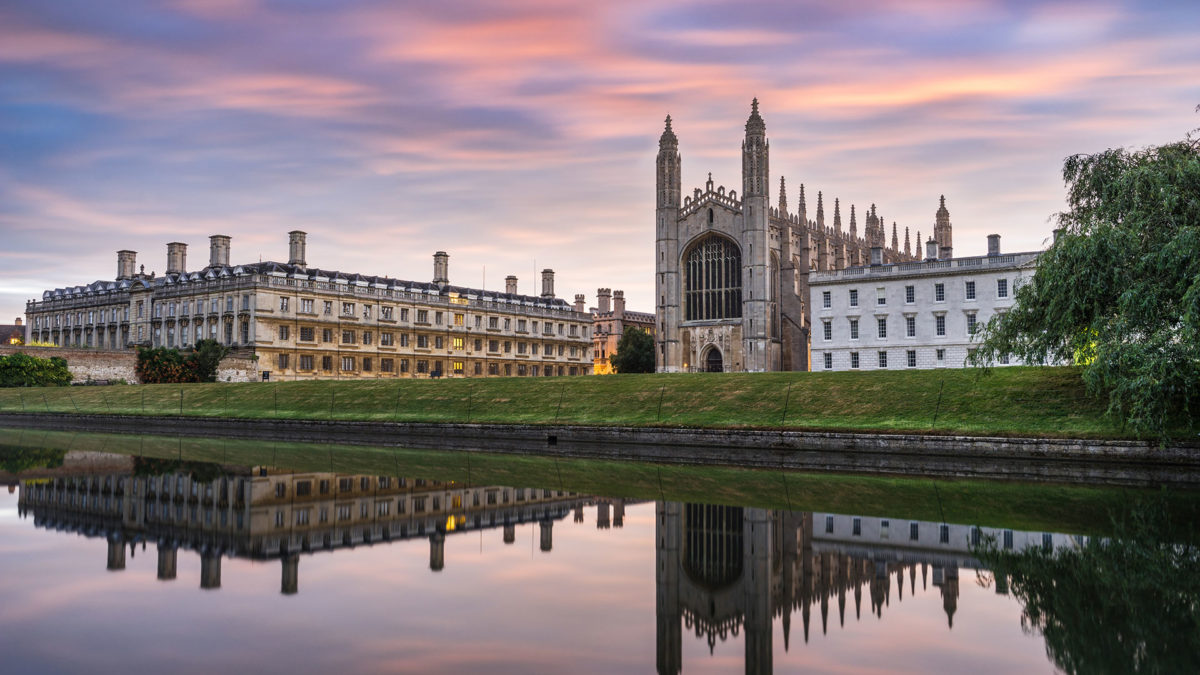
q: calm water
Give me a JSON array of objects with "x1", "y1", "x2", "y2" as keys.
[{"x1": 1, "y1": 432, "x2": 1197, "y2": 674}]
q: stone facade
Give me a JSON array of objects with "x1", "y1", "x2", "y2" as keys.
[
  {"x1": 808, "y1": 235, "x2": 1038, "y2": 371},
  {"x1": 589, "y1": 288, "x2": 655, "y2": 374},
  {"x1": 24, "y1": 233, "x2": 593, "y2": 380},
  {"x1": 655, "y1": 100, "x2": 925, "y2": 373}
]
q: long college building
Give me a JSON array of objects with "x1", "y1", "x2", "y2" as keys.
[{"x1": 24, "y1": 233, "x2": 593, "y2": 380}]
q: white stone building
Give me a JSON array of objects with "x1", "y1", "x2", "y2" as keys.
[{"x1": 808, "y1": 234, "x2": 1038, "y2": 371}]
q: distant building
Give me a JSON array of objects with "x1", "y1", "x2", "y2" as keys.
[
  {"x1": 24, "y1": 233, "x2": 592, "y2": 379},
  {"x1": 589, "y1": 289, "x2": 654, "y2": 374},
  {"x1": 808, "y1": 233, "x2": 1038, "y2": 371},
  {"x1": 1, "y1": 318, "x2": 22, "y2": 345}
]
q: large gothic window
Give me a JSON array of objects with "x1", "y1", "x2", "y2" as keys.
[{"x1": 684, "y1": 235, "x2": 742, "y2": 321}]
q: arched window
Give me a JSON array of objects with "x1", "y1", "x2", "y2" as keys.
[{"x1": 684, "y1": 235, "x2": 742, "y2": 321}]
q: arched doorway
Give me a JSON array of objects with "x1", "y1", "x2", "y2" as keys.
[{"x1": 704, "y1": 347, "x2": 723, "y2": 373}]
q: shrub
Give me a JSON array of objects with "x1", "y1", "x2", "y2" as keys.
[{"x1": 0, "y1": 352, "x2": 73, "y2": 387}]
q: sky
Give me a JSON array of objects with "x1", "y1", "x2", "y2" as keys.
[{"x1": 1, "y1": 0, "x2": 1197, "y2": 322}]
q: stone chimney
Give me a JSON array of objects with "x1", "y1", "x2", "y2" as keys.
[
  {"x1": 166, "y1": 242, "x2": 187, "y2": 274},
  {"x1": 597, "y1": 288, "x2": 612, "y2": 313},
  {"x1": 505, "y1": 275, "x2": 518, "y2": 295},
  {"x1": 574, "y1": 294, "x2": 586, "y2": 313},
  {"x1": 433, "y1": 251, "x2": 449, "y2": 285},
  {"x1": 987, "y1": 234, "x2": 1001, "y2": 257},
  {"x1": 940, "y1": 245, "x2": 953, "y2": 260},
  {"x1": 925, "y1": 239, "x2": 938, "y2": 261},
  {"x1": 870, "y1": 246, "x2": 883, "y2": 266},
  {"x1": 14, "y1": 317, "x2": 22, "y2": 326},
  {"x1": 117, "y1": 250, "x2": 137, "y2": 280},
  {"x1": 209, "y1": 235, "x2": 231, "y2": 267},
  {"x1": 541, "y1": 269, "x2": 555, "y2": 298},
  {"x1": 613, "y1": 290, "x2": 626, "y2": 317},
  {"x1": 288, "y1": 230, "x2": 307, "y2": 269}
]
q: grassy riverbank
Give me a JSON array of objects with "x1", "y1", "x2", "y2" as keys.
[{"x1": 0, "y1": 366, "x2": 1145, "y2": 438}]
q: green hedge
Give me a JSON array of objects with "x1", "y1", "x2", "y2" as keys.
[{"x1": 0, "y1": 352, "x2": 72, "y2": 388}]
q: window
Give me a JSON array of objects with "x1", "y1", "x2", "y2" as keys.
[
  {"x1": 488, "y1": 317, "x2": 499, "y2": 329},
  {"x1": 906, "y1": 316, "x2": 916, "y2": 337},
  {"x1": 849, "y1": 289, "x2": 858, "y2": 307},
  {"x1": 936, "y1": 348, "x2": 945, "y2": 362},
  {"x1": 322, "y1": 328, "x2": 333, "y2": 343},
  {"x1": 934, "y1": 283, "x2": 945, "y2": 302},
  {"x1": 417, "y1": 335, "x2": 428, "y2": 348},
  {"x1": 400, "y1": 308, "x2": 409, "y2": 321},
  {"x1": 967, "y1": 313, "x2": 977, "y2": 335},
  {"x1": 849, "y1": 319, "x2": 859, "y2": 340},
  {"x1": 416, "y1": 310, "x2": 428, "y2": 324},
  {"x1": 825, "y1": 515, "x2": 834, "y2": 533},
  {"x1": 278, "y1": 325, "x2": 289, "y2": 340},
  {"x1": 850, "y1": 352, "x2": 859, "y2": 369},
  {"x1": 822, "y1": 320, "x2": 832, "y2": 341},
  {"x1": 906, "y1": 350, "x2": 916, "y2": 368},
  {"x1": 301, "y1": 298, "x2": 313, "y2": 313},
  {"x1": 381, "y1": 358, "x2": 394, "y2": 372},
  {"x1": 454, "y1": 313, "x2": 464, "y2": 326},
  {"x1": 940, "y1": 524, "x2": 950, "y2": 544},
  {"x1": 997, "y1": 278, "x2": 1009, "y2": 298},
  {"x1": 434, "y1": 336, "x2": 443, "y2": 349},
  {"x1": 435, "y1": 311, "x2": 443, "y2": 325},
  {"x1": 279, "y1": 297, "x2": 289, "y2": 312},
  {"x1": 965, "y1": 281, "x2": 976, "y2": 300},
  {"x1": 400, "y1": 334, "x2": 409, "y2": 347},
  {"x1": 322, "y1": 355, "x2": 333, "y2": 371},
  {"x1": 299, "y1": 327, "x2": 314, "y2": 342},
  {"x1": 936, "y1": 315, "x2": 946, "y2": 336},
  {"x1": 400, "y1": 359, "x2": 409, "y2": 373},
  {"x1": 453, "y1": 361, "x2": 464, "y2": 374},
  {"x1": 362, "y1": 357, "x2": 372, "y2": 372},
  {"x1": 342, "y1": 330, "x2": 355, "y2": 344},
  {"x1": 474, "y1": 339, "x2": 482, "y2": 351},
  {"x1": 381, "y1": 332, "x2": 393, "y2": 346},
  {"x1": 877, "y1": 317, "x2": 887, "y2": 338},
  {"x1": 381, "y1": 306, "x2": 393, "y2": 320},
  {"x1": 299, "y1": 355, "x2": 314, "y2": 370},
  {"x1": 323, "y1": 300, "x2": 333, "y2": 315},
  {"x1": 517, "y1": 319, "x2": 527, "y2": 332},
  {"x1": 488, "y1": 339, "x2": 499, "y2": 352},
  {"x1": 453, "y1": 337, "x2": 463, "y2": 350},
  {"x1": 363, "y1": 305, "x2": 372, "y2": 319},
  {"x1": 362, "y1": 331, "x2": 372, "y2": 345},
  {"x1": 684, "y1": 235, "x2": 742, "y2": 320},
  {"x1": 416, "y1": 359, "x2": 428, "y2": 374},
  {"x1": 852, "y1": 517, "x2": 862, "y2": 536},
  {"x1": 878, "y1": 351, "x2": 887, "y2": 368},
  {"x1": 277, "y1": 354, "x2": 289, "y2": 369},
  {"x1": 905, "y1": 285, "x2": 915, "y2": 304},
  {"x1": 822, "y1": 291, "x2": 831, "y2": 308},
  {"x1": 910, "y1": 522, "x2": 919, "y2": 540},
  {"x1": 341, "y1": 356, "x2": 354, "y2": 371},
  {"x1": 342, "y1": 302, "x2": 355, "y2": 315},
  {"x1": 504, "y1": 341, "x2": 511, "y2": 353},
  {"x1": 876, "y1": 287, "x2": 886, "y2": 306}
]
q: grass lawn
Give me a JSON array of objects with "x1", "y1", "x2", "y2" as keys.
[{"x1": 0, "y1": 366, "x2": 1152, "y2": 438}]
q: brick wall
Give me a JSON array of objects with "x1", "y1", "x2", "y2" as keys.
[{"x1": 0, "y1": 346, "x2": 259, "y2": 384}]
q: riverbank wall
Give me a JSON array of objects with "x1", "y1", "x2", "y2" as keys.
[{"x1": 0, "y1": 346, "x2": 259, "y2": 383}]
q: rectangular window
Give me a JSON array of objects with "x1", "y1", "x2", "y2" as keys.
[
  {"x1": 849, "y1": 319, "x2": 859, "y2": 340},
  {"x1": 906, "y1": 316, "x2": 916, "y2": 337},
  {"x1": 381, "y1": 358, "x2": 394, "y2": 373},
  {"x1": 967, "y1": 313, "x2": 977, "y2": 335},
  {"x1": 822, "y1": 291, "x2": 831, "y2": 308},
  {"x1": 517, "y1": 319, "x2": 527, "y2": 332},
  {"x1": 416, "y1": 359, "x2": 428, "y2": 374},
  {"x1": 454, "y1": 313, "x2": 464, "y2": 326},
  {"x1": 876, "y1": 287, "x2": 886, "y2": 306},
  {"x1": 825, "y1": 515, "x2": 834, "y2": 533},
  {"x1": 905, "y1": 285, "x2": 915, "y2": 304},
  {"x1": 965, "y1": 280, "x2": 976, "y2": 300},
  {"x1": 400, "y1": 334, "x2": 409, "y2": 347},
  {"x1": 400, "y1": 359, "x2": 409, "y2": 373},
  {"x1": 362, "y1": 331, "x2": 372, "y2": 345},
  {"x1": 417, "y1": 335, "x2": 428, "y2": 348},
  {"x1": 342, "y1": 330, "x2": 355, "y2": 344},
  {"x1": 323, "y1": 300, "x2": 333, "y2": 315},
  {"x1": 301, "y1": 299, "x2": 313, "y2": 313},
  {"x1": 488, "y1": 317, "x2": 499, "y2": 329},
  {"x1": 278, "y1": 325, "x2": 289, "y2": 340},
  {"x1": 824, "y1": 353, "x2": 833, "y2": 370},
  {"x1": 322, "y1": 355, "x2": 333, "y2": 371},
  {"x1": 277, "y1": 354, "x2": 289, "y2": 369},
  {"x1": 849, "y1": 289, "x2": 858, "y2": 307},
  {"x1": 434, "y1": 336, "x2": 443, "y2": 349},
  {"x1": 935, "y1": 283, "x2": 945, "y2": 302},
  {"x1": 416, "y1": 309, "x2": 428, "y2": 324},
  {"x1": 341, "y1": 356, "x2": 354, "y2": 371},
  {"x1": 363, "y1": 305, "x2": 372, "y2": 319},
  {"x1": 936, "y1": 348, "x2": 945, "y2": 362},
  {"x1": 878, "y1": 351, "x2": 887, "y2": 368},
  {"x1": 299, "y1": 327, "x2": 314, "y2": 342},
  {"x1": 940, "y1": 524, "x2": 950, "y2": 544},
  {"x1": 342, "y1": 302, "x2": 355, "y2": 316},
  {"x1": 852, "y1": 517, "x2": 862, "y2": 536},
  {"x1": 322, "y1": 328, "x2": 333, "y2": 343},
  {"x1": 381, "y1": 332, "x2": 393, "y2": 346},
  {"x1": 299, "y1": 355, "x2": 314, "y2": 371},
  {"x1": 850, "y1": 352, "x2": 859, "y2": 369},
  {"x1": 242, "y1": 294, "x2": 250, "y2": 310},
  {"x1": 400, "y1": 308, "x2": 409, "y2": 321},
  {"x1": 280, "y1": 297, "x2": 289, "y2": 312},
  {"x1": 362, "y1": 357, "x2": 372, "y2": 372},
  {"x1": 910, "y1": 522, "x2": 919, "y2": 541},
  {"x1": 877, "y1": 317, "x2": 887, "y2": 339},
  {"x1": 907, "y1": 350, "x2": 916, "y2": 368},
  {"x1": 453, "y1": 337, "x2": 464, "y2": 350},
  {"x1": 435, "y1": 311, "x2": 443, "y2": 325},
  {"x1": 453, "y1": 361, "x2": 464, "y2": 374},
  {"x1": 474, "y1": 339, "x2": 482, "y2": 351},
  {"x1": 936, "y1": 315, "x2": 946, "y2": 336},
  {"x1": 822, "y1": 320, "x2": 832, "y2": 341},
  {"x1": 381, "y1": 306, "x2": 393, "y2": 320},
  {"x1": 997, "y1": 278, "x2": 1009, "y2": 298},
  {"x1": 488, "y1": 339, "x2": 499, "y2": 352}
]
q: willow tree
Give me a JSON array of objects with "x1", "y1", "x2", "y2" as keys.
[{"x1": 973, "y1": 121, "x2": 1200, "y2": 437}]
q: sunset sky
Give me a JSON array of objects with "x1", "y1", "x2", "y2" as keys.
[{"x1": 2, "y1": 0, "x2": 1197, "y2": 322}]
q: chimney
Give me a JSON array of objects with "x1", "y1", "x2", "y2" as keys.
[
  {"x1": 166, "y1": 242, "x2": 187, "y2": 274},
  {"x1": 613, "y1": 290, "x2": 626, "y2": 317},
  {"x1": 505, "y1": 275, "x2": 518, "y2": 295},
  {"x1": 541, "y1": 269, "x2": 555, "y2": 298},
  {"x1": 433, "y1": 251, "x2": 449, "y2": 285},
  {"x1": 925, "y1": 239, "x2": 938, "y2": 261},
  {"x1": 209, "y1": 235, "x2": 231, "y2": 267},
  {"x1": 597, "y1": 288, "x2": 612, "y2": 313},
  {"x1": 987, "y1": 234, "x2": 1001, "y2": 257},
  {"x1": 574, "y1": 294, "x2": 586, "y2": 313},
  {"x1": 14, "y1": 317, "x2": 22, "y2": 326},
  {"x1": 117, "y1": 250, "x2": 137, "y2": 280},
  {"x1": 870, "y1": 246, "x2": 883, "y2": 266},
  {"x1": 940, "y1": 245, "x2": 953, "y2": 260},
  {"x1": 288, "y1": 230, "x2": 307, "y2": 269}
]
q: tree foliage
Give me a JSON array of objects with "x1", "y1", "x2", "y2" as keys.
[
  {"x1": 0, "y1": 352, "x2": 72, "y2": 387},
  {"x1": 610, "y1": 327, "x2": 655, "y2": 374},
  {"x1": 973, "y1": 125, "x2": 1200, "y2": 437},
  {"x1": 136, "y1": 339, "x2": 229, "y2": 384}
]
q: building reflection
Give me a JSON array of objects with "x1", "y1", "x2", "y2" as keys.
[
  {"x1": 656, "y1": 503, "x2": 1084, "y2": 675},
  {"x1": 16, "y1": 464, "x2": 633, "y2": 595}
]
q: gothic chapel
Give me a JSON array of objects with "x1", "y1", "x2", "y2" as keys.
[{"x1": 655, "y1": 100, "x2": 940, "y2": 372}]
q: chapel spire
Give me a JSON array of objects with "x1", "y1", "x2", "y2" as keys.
[
  {"x1": 816, "y1": 191, "x2": 825, "y2": 228},
  {"x1": 797, "y1": 184, "x2": 807, "y2": 224},
  {"x1": 833, "y1": 198, "x2": 842, "y2": 233},
  {"x1": 849, "y1": 204, "x2": 858, "y2": 238},
  {"x1": 892, "y1": 222, "x2": 899, "y2": 250},
  {"x1": 741, "y1": 98, "x2": 768, "y2": 198},
  {"x1": 904, "y1": 226, "x2": 912, "y2": 256},
  {"x1": 656, "y1": 115, "x2": 681, "y2": 209},
  {"x1": 935, "y1": 195, "x2": 953, "y2": 251},
  {"x1": 778, "y1": 176, "x2": 788, "y2": 214}
]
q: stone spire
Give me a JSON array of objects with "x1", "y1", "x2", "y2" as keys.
[
  {"x1": 745, "y1": 97, "x2": 765, "y2": 136},
  {"x1": 891, "y1": 222, "x2": 899, "y2": 250},
  {"x1": 778, "y1": 176, "x2": 788, "y2": 214},
  {"x1": 797, "y1": 183, "x2": 807, "y2": 224},
  {"x1": 935, "y1": 195, "x2": 953, "y2": 251},
  {"x1": 741, "y1": 98, "x2": 768, "y2": 198},
  {"x1": 849, "y1": 204, "x2": 858, "y2": 238},
  {"x1": 816, "y1": 191, "x2": 825, "y2": 228},
  {"x1": 656, "y1": 115, "x2": 681, "y2": 209},
  {"x1": 904, "y1": 226, "x2": 912, "y2": 256},
  {"x1": 833, "y1": 198, "x2": 842, "y2": 233}
]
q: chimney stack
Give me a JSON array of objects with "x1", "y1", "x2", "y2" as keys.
[
  {"x1": 925, "y1": 239, "x2": 938, "y2": 261},
  {"x1": 433, "y1": 251, "x2": 449, "y2": 285},
  {"x1": 541, "y1": 269, "x2": 555, "y2": 298},
  {"x1": 117, "y1": 250, "x2": 137, "y2": 280},
  {"x1": 940, "y1": 245, "x2": 953, "y2": 260},
  {"x1": 597, "y1": 288, "x2": 612, "y2": 313},
  {"x1": 166, "y1": 242, "x2": 187, "y2": 274},
  {"x1": 209, "y1": 235, "x2": 231, "y2": 267},
  {"x1": 987, "y1": 234, "x2": 1001, "y2": 257},
  {"x1": 288, "y1": 231, "x2": 307, "y2": 269},
  {"x1": 613, "y1": 290, "x2": 626, "y2": 317},
  {"x1": 574, "y1": 294, "x2": 586, "y2": 313},
  {"x1": 505, "y1": 275, "x2": 518, "y2": 295},
  {"x1": 14, "y1": 317, "x2": 22, "y2": 326},
  {"x1": 870, "y1": 246, "x2": 883, "y2": 266}
]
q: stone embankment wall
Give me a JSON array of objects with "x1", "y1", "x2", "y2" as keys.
[{"x1": 0, "y1": 346, "x2": 258, "y2": 384}]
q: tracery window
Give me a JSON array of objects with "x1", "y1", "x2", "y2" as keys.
[{"x1": 684, "y1": 235, "x2": 742, "y2": 321}]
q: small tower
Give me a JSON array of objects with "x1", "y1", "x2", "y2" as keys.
[
  {"x1": 891, "y1": 223, "x2": 899, "y2": 251},
  {"x1": 288, "y1": 230, "x2": 307, "y2": 270},
  {"x1": 935, "y1": 195, "x2": 953, "y2": 252},
  {"x1": 433, "y1": 251, "x2": 449, "y2": 286},
  {"x1": 655, "y1": 114, "x2": 683, "y2": 373},
  {"x1": 833, "y1": 198, "x2": 842, "y2": 234},
  {"x1": 816, "y1": 192, "x2": 825, "y2": 229},
  {"x1": 849, "y1": 205, "x2": 858, "y2": 239},
  {"x1": 778, "y1": 176, "x2": 788, "y2": 214},
  {"x1": 740, "y1": 98, "x2": 771, "y2": 371},
  {"x1": 797, "y1": 184, "x2": 808, "y2": 225},
  {"x1": 904, "y1": 227, "x2": 912, "y2": 257}
]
